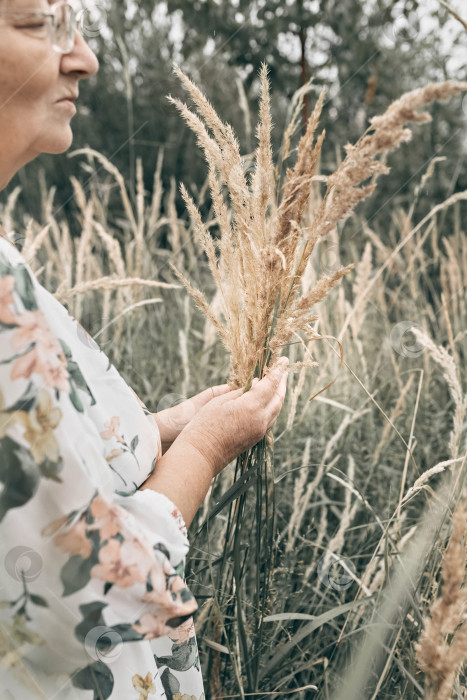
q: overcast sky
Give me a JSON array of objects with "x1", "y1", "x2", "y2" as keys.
[
  {"x1": 78, "y1": 0, "x2": 466, "y2": 78},
  {"x1": 420, "y1": 0, "x2": 466, "y2": 73}
]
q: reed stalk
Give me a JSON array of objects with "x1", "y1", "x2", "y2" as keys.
[{"x1": 169, "y1": 65, "x2": 467, "y2": 693}]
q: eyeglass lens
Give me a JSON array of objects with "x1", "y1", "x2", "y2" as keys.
[{"x1": 53, "y1": 3, "x2": 75, "y2": 53}]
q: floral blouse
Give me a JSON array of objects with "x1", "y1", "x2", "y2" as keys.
[{"x1": 0, "y1": 234, "x2": 204, "y2": 700}]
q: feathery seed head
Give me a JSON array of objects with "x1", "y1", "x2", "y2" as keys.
[{"x1": 170, "y1": 69, "x2": 467, "y2": 389}]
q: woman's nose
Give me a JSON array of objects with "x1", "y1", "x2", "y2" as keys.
[{"x1": 60, "y1": 31, "x2": 99, "y2": 79}]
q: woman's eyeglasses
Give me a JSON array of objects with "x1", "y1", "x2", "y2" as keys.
[{"x1": 0, "y1": 1, "x2": 77, "y2": 54}]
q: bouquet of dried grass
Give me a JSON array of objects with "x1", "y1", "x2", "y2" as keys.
[{"x1": 169, "y1": 65, "x2": 467, "y2": 694}]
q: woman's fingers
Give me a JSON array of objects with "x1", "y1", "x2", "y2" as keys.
[
  {"x1": 266, "y1": 370, "x2": 288, "y2": 429},
  {"x1": 250, "y1": 359, "x2": 289, "y2": 406},
  {"x1": 176, "y1": 361, "x2": 289, "y2": 474},
  {"x1": 274, "y1": 366, "x2": 288, "y2": 404},
  {"x1": 234, "y1": 359, "x2": 288, "y2": 433},
  {"x1": 191, "y1": 383, "x2": 231, "y2": 409},
  {"x1": 212, "y1": 383, "x2": 232, "y2": 396}
]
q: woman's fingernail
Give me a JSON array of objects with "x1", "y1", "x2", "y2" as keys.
[
  {"x1": 279, "y1": 357, "x2": 289, "y2": 367},
  {"x1": 252, "y1": 378, "x2": 259, "y2": 386}
]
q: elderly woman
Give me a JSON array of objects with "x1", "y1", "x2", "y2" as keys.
[{"x1": 0, "y1": 2, "x2": 289, "y2": 698}]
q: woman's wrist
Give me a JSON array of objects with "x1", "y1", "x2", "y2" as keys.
[
  {"x1": 152, "y1": 412, "x2": 179, "y2": 454},
  {"x1": 139, "y1": 434, "x2": 217, "y2": 528}
]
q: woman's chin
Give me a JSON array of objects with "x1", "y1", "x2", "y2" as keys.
[
  {"x1": 42, "y1": 129, "x2": 74, "y2": 155},
  {"x1": 47, "y1": 127, "x2": 73, "y2": 155}
]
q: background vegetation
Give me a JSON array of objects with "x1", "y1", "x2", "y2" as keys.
[{"x1": 1, "y1": 1, "x2": 466, "y2": 698}]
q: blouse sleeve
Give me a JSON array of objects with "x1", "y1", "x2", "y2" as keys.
[{"x1": 0, "y1": 239, "x2": 198, "y2": 676}]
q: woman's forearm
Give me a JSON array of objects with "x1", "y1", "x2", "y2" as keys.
[
  {"x1": 139, "y1": 437, "x2": 217, "y2": 528},
  {"x1": 152, "y1": 412, "x2": 181, "y2": 455},
  {"x1": 142, "y1": 365, "x2": 288, "y2": 527}
]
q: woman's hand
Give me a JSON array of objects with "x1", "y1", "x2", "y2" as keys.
[
  {"x1": 153, "y1": 384, "x2": 231, "y2": 454},
  {"x1": 140, "y1": 358, "x2": 289, "y2": 526},
  {"x1": 170, "y1": 357, "x2": 290, "y2": 476}
]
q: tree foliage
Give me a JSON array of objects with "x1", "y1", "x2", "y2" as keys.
[{"x1": 3, "y1": 0, "x2": 466, "y2": 244}]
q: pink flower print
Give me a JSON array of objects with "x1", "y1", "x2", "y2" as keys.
[
  {"x1": 91, "y1": 537, "x2": 153, "y2": 589},
  {"x1": 168, "y1": 617, "x2": 195, "y2": 644},
  {"x1": 119, "y1": 538, "x2": 154, "y2": 579},
  {"x1": 143, "y1": 567, "x2": 198, "y2": 619},
  {"x1": 11, "y1": 311, "x2": 60, "y2": 354},
  {"x1": 142, "y1": 553, "x2": 174, "y2": 599},
  {"x1": 10, "y1": 311, "x2": 70, "y2": 393},
  {"x1": 52, "y1": 518, "x2": 92, "y2": 558},
  {"x1": 10, "y1": 346, "x2": 46, "y2": 382},
  {"x1": 91, "y1": 539, "x2": 134, "y2": 588},
  {"x1": 132, "y1": 612, "x2": 172, "y2": 641},
  {"x1": 41, "y1": 514, "x2": 69, "y2": 538},
  {"x1": 100, "y1": 417, "x2": 125, "y2": 443},
  {"x1": 40, "y1": 359, "x2": 71, "y2": 394},
  {"x1": 170, "y1": 574, "x2": 192, "y2": 597},
  {"x1": 143, "y1": 562, "x2": 169, "y2": 602},
  {"x1": 0, "y1": 276, "x2": 16, "y2": 324},
  {"x1": 170, "y1": 507, "x2": 187, "y2": 537},
  {"x1": 89, "y1": 495, "x2": 122, "y2": 542},
  {"x1": 133, "y1": 559, "x2": 198, "y2": 640}
]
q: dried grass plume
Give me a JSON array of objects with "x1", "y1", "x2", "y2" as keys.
[
  {"x1": 415, "y1": 501, "x2": 467, "y2": 699},
  {"x1": 169, "y1": 67, "x2": 467, "y2": 389}
]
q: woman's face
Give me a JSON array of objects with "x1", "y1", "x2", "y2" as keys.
[{"x1": 0, "y1": 0, "x2": 99, "y2": 188}]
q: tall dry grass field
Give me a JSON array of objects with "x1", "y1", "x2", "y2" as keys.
[{"x1": 1, "y1": 70, "x2": 466, "y2": 700}]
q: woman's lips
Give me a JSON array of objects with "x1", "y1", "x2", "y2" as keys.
[{"x1": 57, "y1": 99, "x2": 77, "y2": 113}]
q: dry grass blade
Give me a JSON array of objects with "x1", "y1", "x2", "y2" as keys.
[
  {"x1": 68, "y1": 147, "x2": 138, "y2": 234},
  {"x1": 55, "y1": 276, "x2": 181, "y2": 303},
  {"x1": 415, "y1": 500, "x2": 467, "y2": 700},
  {"x1": 439, "y1": 0, "x2": 467, "y2": 32},
  {"x1": 251, "y1": 65, "x2": 275, "y2": 248}
]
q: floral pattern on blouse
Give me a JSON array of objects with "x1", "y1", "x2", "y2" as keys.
[{"x1": 0, "y1": 236, "x2": 204, "y2": 700}]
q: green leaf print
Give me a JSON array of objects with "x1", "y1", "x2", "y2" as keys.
[
  {"x1": 174, "y1": 561, "x2": 185, "y2": 578},
  {"x1": 38, "y1": 456, "x2": 64, "y2": 483},
  {"x1": 0, "y1": 320, "x2": 17, "y2": 331},
  {"x1": 75, "y1": 603, "x2": 143, "y2": 653},
  {"x1": 69, "y1": 382, "x2": 85, "y2": 413},
  {"x1": 0, "y1": 436, "x2": 41, "y2": 522},
  {"x1": 68, "y1": 358, "x2": 96, "y2": 405},
  {"x1": 115, "y1": 487, "x2": 136, "y2": 497},
  {"x1": 160, "y1": 667, "x2": 180, "y2": 699},
  {"x1": 0, "y1": 345, "x2": 36, "y2": 368},
  {"x1": 59, "y1": 339, "x2": 97, "y2": 409},
  {"x1": 4, "y1": 381, "x2": 37, "y2": 413},
  {"x1": 75, "y1": 601, "x2": 108, "y2": 643},
  {"x1": 109, "y1": 622, "x2": 144, "y2": 644},
  {"x1": 29, "y1": 594, "x2": 49, "y2": 607},
  {"x1": 12, "y1": 266, "x2": 38, "y2": 311},
  {"x1": 0, "y1": 256, "x2": 38, "y2": 312},
  {"x1": 156, "y1": 637, "x2": 199, "y2": 672},
  {"x1": 61, "y1": 552, "x2": 99, "y2": 597},
  {"x1": 71, "y1": 660, "x2": 114, "y2": 699}
]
